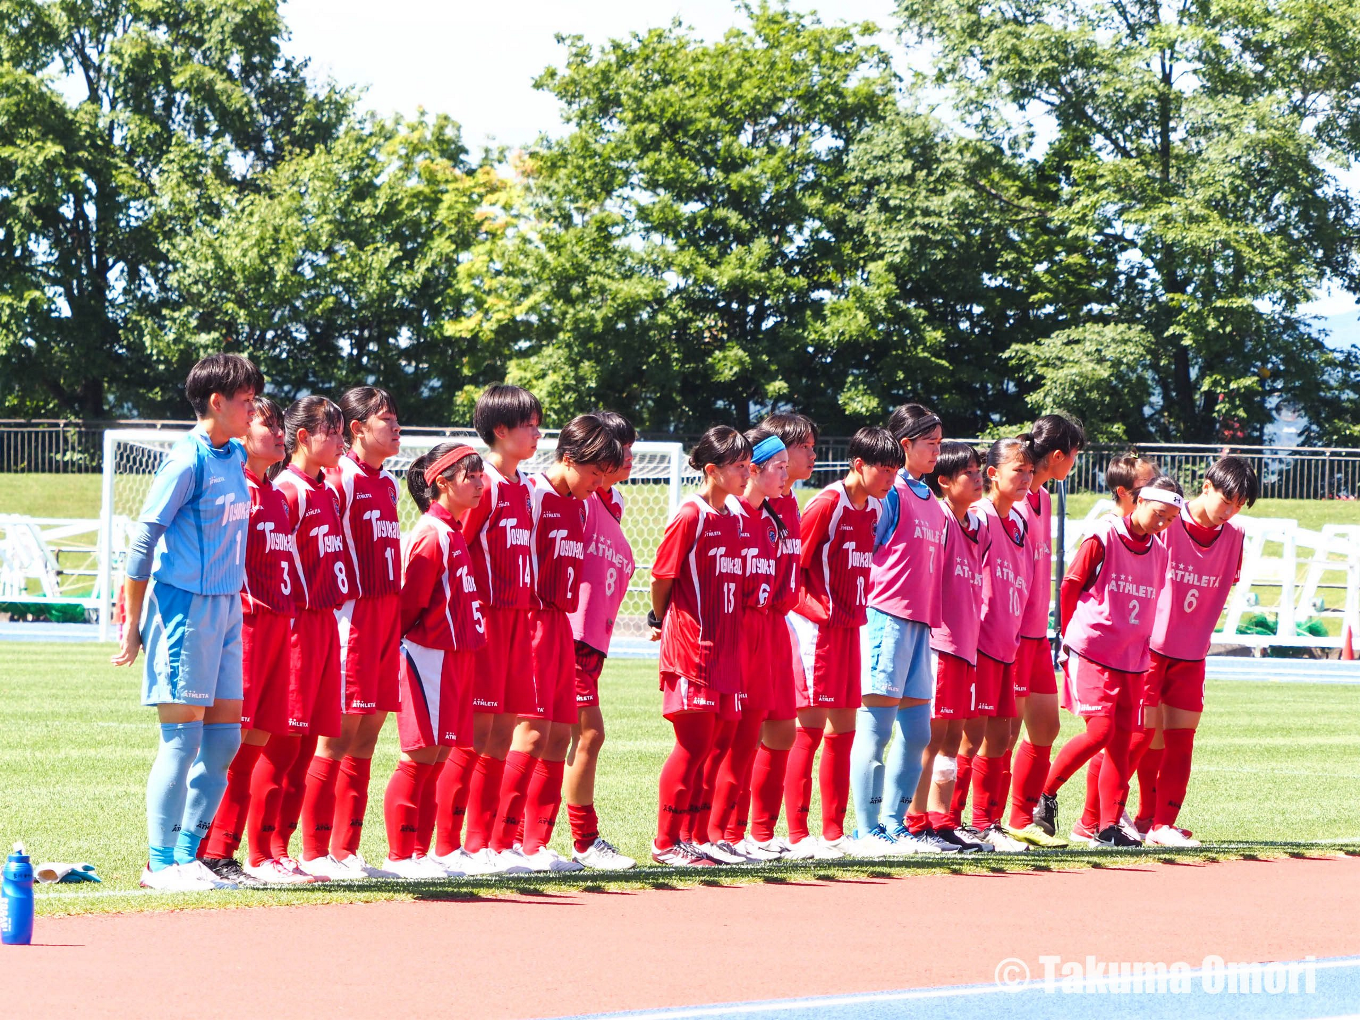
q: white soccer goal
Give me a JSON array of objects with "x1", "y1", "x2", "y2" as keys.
[{"x1": 98, "y1": 429, "x2": 688, "y2": 651}]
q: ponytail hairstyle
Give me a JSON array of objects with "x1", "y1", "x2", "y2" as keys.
[
  {"x1": 1136, "y1": 472, "x2": 1183, "y2": 500},
  {"x1": 1022, "y1": 413, "x2": 1087, "y2": 468},
  {"x1": 407, "y1": 442, "x2": 484, "y2": 513},
  {"x1": 1105, "y1": 453, "x2": 1140, "y2": 496},
  {"x1": 744, "y1": 425, "x2": 788, "y2": 535},
  {"x1": 759, "y1": 411, "x2": 818, "y2": 447},
  {"x1": 594, "y1": 409, "x2": 637, "y2": 447},
  {"x1": 886, "y1": 402, "x2": 943, "y2": 444},
  {"x1": 338, "y1": 386, "x2": 399, "y2": 449},
  {"x1": 556, "y1": 413, "x2": 625, "y2": 471},
  {"x1": 925, "y1": 440, "x2": 982, "y2": 496},
  {"x1": 688, "y1": 425, "x2": 752, "y2": 473},
  {"x1": 269, "y1": 395, "x2": 343, "y2": 481},
  {"x1": 983, "y1": 436, "x2": 1034, "y2": 493}
]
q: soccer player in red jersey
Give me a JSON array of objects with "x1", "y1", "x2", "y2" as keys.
[
  {"x1": 784, "y1": 427, "x2": 898, "y2": 858},
  {"x1": 563, "y1": 411, "x2": 639, "y2": 869},
  {"x1": 268, "y1": 397, "x2": 355, "y2": 880},
  {"x1": 698, "y1": 426, "x2": 790, "y2": 864},
  {"x1": 1006, "y1": 415, "x2": 1086, "y2": 847},
  {"x1": 738, "y1": 412, "x2": 817, "y2": 860},
  {"x1": 200, "y1": 398, "x2": 312, "y2": 886},
  {"x1": 649, "y1": 427, "x2": 753, "y2": 866},
  {"x1": 457, "y1": 385, "x2": 541, "y2": 876},
  {"x1": 488, "y1": 415, "x2": 622, "y2": 873},
  {"x1": 382, "y1": 443, "x2": 487, "y2": 878}
]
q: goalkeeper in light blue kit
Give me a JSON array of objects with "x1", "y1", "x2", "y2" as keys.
[{"x1": 112, "y1": 353, "x2": 264, "y2": 892}]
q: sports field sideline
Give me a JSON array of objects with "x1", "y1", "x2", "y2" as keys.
[{"x1": 5, "y1": 643, "x2": 1359, "y2": 916}]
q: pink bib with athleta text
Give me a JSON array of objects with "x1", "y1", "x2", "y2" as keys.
[
  {"x1": 1150, "y1": 512, "x2": 1245, "y2": 661},
  {"x1": 1064, "y1": 517, "x2": 1167, "y2": 673},
  {"x1": 930, "y1": 506, "x2": 991, "y2": 665},
  {"x1": 976, "y1": 500, "x2": 1033, "y2": 665},
  {"x1": 868, "y1": 471, "x2": 948, "y2": 628}
]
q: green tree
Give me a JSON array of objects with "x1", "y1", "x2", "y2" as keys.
[
  {"x1": 0, "y1": 0, "x2": 346, "y2": 417},
  {"x1": 896, "y1": 0, "x2": 1360, "y2": 441}
]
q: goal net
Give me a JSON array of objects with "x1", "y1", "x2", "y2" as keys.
[{"x1": 98, "y1": 429, "x2": 690, "y2": 653}]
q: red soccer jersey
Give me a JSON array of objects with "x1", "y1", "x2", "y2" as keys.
[
  {"x1": 795, "y1": 481, "x2": 878, "y2": 628},
  {"x1": 730, "y1": 495, "x2": 777, "y2": 611},
  {"x1": 766, "y1": 493, "x2": 802, "y2": 616},
  {"x1": 325, "y1": 451, "x2": 401, "y2": 599},
  {"x1": 653, "y1": 495, "x2": 746, "y2": 692},
  {"x1": 401, "y1": 503, "x2": 488, "y2": 653},
  {"x1": 242, "y1": 467, "x2": 297, "y2": 617},
  {"x1": 274, "y1": 464, "x2": 351, "y2": 611},
  {"x1": 527, "y1": 472, "x2": 588, "y2": 613},
  {"x1": 460, "y1": 462, "x2": 534, "y2": 609}
]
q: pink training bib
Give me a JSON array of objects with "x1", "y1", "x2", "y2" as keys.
[
  {"x1": 567, "y1": 488, "x2": 636, "y2": 654},
  {"x1": 931, "y1": 506, "x2": 991, "y2": 665},
  {"x1": 1150, "y1": 511, "x2": 1245, "y2": 661},
  {"x1": 868, "y1": 471, "x2": 948, "y2": 628},
  {"x1": 1064, "y1": 516, "x2": 1167, "y2": 673},
  {"x1": 1018, "y1": 486, "x2": 1053, "y2": 639},
  {"x1": 976, "y1": 499, "x2": 1033, "y2": 665}
]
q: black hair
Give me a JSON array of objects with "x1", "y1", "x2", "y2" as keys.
[
  {"x1": 1137, "y1": 472, "x2": 1183, "y2": 499},
  {"x1": 338, "y1": 387, "x2": 399, "y2": 450},
  {"x1": 1205, "y1": 456, "x2": 1260, "y2": 507},
  {"x1": 473, "y1": 384, "x2": 543, "y2": 446},
  {"x1": 407, "y1": 442, "x2": 484, "y2": 513},
  {"x1": 594, "y1": 409, "x2": 637, "y2": 447},
  {"x1": 1022, "y1": 413, "x2": 1087, "y2": 466},
  {"x1": 269, "y1": 395, "x2": 343, "y2": 481},
  {"x1": 886, "y1": 403, "x2": 943, "y2": 444},
  {"x1": 556, "y1": 413, "x2": 624, "y2": 471},
  {"x1": 984, "y1": 436, "x2": 1034, "y2": 491},
  {"x1": 688, "y1": 425, "x2": 752, "y2": 472},
  {"x1": 185, "y1": 353, "x2": 265, "y2": 418},
  {"x1": 925, "y1": 440, "x2": 982, "y2": 496},
  {"x1": 759, "y1": 411, "x2": 819, "y2": 447},
  {"x1": 848, "y1": 426, "x2": 904, "y2": 469},
  {"x1": 250, "y1": 395, "x2": 285, "y2": 433},
  {"x1": 1105, "y1": 453, "x2": 1141, "y2": 496},
  {"x1": 743, "y1": 425, "x2": 776, "y2": 449}
]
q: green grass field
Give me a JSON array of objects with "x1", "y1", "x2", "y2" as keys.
[{"x1": 3, "y1": 643, "x2": 1358, "y2": 916}]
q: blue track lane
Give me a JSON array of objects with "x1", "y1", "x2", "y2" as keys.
[{"x1": 549, "y1": 956, "x2": 1360, "y2": 1020}]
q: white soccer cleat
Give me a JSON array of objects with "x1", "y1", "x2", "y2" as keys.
[
  {"x1": 177, "y1": 859, "x2": 239, "y2": 889},
  {"x1": 458, "y1": 848, "x2": 507, "y2": 876},
  {"x1": 698, "y1": 840, "x2": 753, "y2": 864},
  {"x1": 1118, "y1": 810, "x2": 1143, "y2": 842},
  {"x1": 428, "y1": 850, "x2": 471, "y2": 877},
  {"x1": 382, "y1": 855, "x2": 448, "y2": 880},
  {"x1": 516, "y1": 847, "x2": 585, "y2": 872},
  {"x1": 243, "y1": 858, "x2": 319, "y2": 885},
  {"x1": 572, "y1": 838, "x2": 637, "y2": 870},
  {"x1": 845, "y1": 828, "x2": 900, "y2": 858},
  {"x1": 139, "y1": 862, "x2": 224, "y2": 892},
  {"x1": 1144, "y1": 824, "x2": 1202, "y2": 848},
  {"x1": 297, "y1": 853, "x2": 365, "y2": 880},
  {"x1": 781, "y1": 836, "x2": 844, "y2": 860},
  {"x1": 492, "y1": 849, "x2": 536, "y2": 874},
  {"x1": 334, "y1": 851, "x2": 393, "y2": 878},
  {"x1": 732, "y1": 837, "x2": 785, "y2": 862},
  {"x1": 977, "y1": 824, "x2": 1029, "y2": 853}
]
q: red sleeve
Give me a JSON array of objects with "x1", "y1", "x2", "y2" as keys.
[
  {"x1": 798, "y1": 493, "x2": 833, "y2": 570},
  {"x1": 324, "y1": 467, "x2": 348, "y2": 517},
  {"x1": 653, "y1": 503, "x2": 699, "y2": 580},
  {"x1": 460, "y1": 479, "x2": 494, "y2": 541},
  {"x1": 400, "y1": 532, "x2": 440, "y2": 636},
  {"x1": 278, "y1": 480, "x2": 302, "y2": 530},
  {"x1": 1059, "y1": 535, "x2": 1105, "y2": 633}
]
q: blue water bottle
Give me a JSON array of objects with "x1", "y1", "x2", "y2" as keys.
[{"x1": 2, "y1": 842, "x2": 34, "y2": 946}]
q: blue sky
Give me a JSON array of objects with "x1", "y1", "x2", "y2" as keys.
[{"x1": 279, "y1": 0, "x2": 1359, "y2": 344}]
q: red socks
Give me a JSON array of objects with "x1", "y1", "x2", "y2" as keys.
[
  {"x1": 434, "y1": 746, "x2": 477, "y2": 856},
  {"x1": 384, "y1": 759, "x2": 435, "y2": 860},
  {"x1": 522, "y1": 758, "x2": 566, "y2": 854},
  {"x1": 1136, "y1": 744, "x2": 1164, "y2": 827},
  {"x1": 272, "y1": 734, "x2": 316, "y2": 860},
  {"x1": 462, "y1": 754, "x2": 507, "y2": 853},
  {"x1": 1154, "y1": 728, "x2": 1195, "y2": 827},
  {"x1": 820, "y1": 731, "x2": 854, "y2": 841},
  {"x1": 689, "y1": 720, "x2": 735, "y2": 843},
  {"x1": 712, "y1": 714, "x2": 762, "y2": 843},
  {"x1": 568, "y1": 803, "x2": 599, "y2": 854},
  {"x1": 657, "y1": 712, "x2": 716, "y2": 848},
  {"x1": 970, "y1": 755, "x2": 997, "y2": 830},
  {"x1": 947, "y1": 753, "x2": 973, "y2": 830},
  {"x1": 299, "y1": 753, "x2": 341, "y2": 861},
  {"x1": 783, "y1": 726, "x2": 823, "y2": 843},
  {"x1": 415, "y1": 757, "x2": 444, "y2": 857},
  {"x1": 1097, "y1": 727, "x2": 1134, "y2": 829},
  {"x1": 333, "y1": 756, "x2": 372, "y2": 858},
  {"x1": 249, "y1": 735, "x2": 300, "y2": 866},
  {"x1": 203, "y1": 741, "x2": 264, "y2": 859},
  {"x1": 749, "y1": 745, "x2": 790, "y2": 842},
  {"x1": 1007, "y1": 740, "x2": 1051, "y2": 829},
  {"x1": 491, "y1": 750, "x2": 536, "y2": 852},
  {"x1": 906, "y1": 811, "x2": 929, "y2": 835},
  {"x1": 1080, "y1": 752, "x2": 1102, "y2": 832},
  {"x1": 1043, "y1": 714, "x2": 1114, "y2": 795}
]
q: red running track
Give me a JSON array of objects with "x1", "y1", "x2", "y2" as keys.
[{"x1": 5, "y1": 856, "x2": 1359, "y2": 1020}]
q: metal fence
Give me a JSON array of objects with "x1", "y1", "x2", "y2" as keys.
[{"x1": 6, "y1": 422, "x2": 1360, "y2": 500}]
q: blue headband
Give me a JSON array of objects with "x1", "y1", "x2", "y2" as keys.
[{"x1": 752, "y1": 435, "x2": 786, "y2": 465}]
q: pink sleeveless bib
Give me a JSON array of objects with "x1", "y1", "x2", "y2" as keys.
[
  {"x1": 976, "y1": 500, "x2": 1033, "y2": 665},
  {"x1": 1019, "y1": 486, "x2": 1053, "y2": 639},
  {"x1": 1150, "y1": 512, "x2": 1244, "y2": 661},
  {"x1": 567, "y1": 488, "x2": 636, "y2": 654},
  {"x1": 931, "y1": 507, "x2": 991, "y2": 665},
  {"x1": 1064, "y1": 517, "x2": 1167, "y2": 672},
  {"x1": 868, "y1": 472, "x2": 948, "y2": 627}
]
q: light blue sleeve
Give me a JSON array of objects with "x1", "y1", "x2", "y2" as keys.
[
  {"x1": 125, "y1": 522, "x2": 168, "y2": 582},
  {"x1": 125, "y1": 447, "x2": 197, "y2": 580},
  {"x1": 875, "y1": 487, "x2": 899, "y2": 550}
]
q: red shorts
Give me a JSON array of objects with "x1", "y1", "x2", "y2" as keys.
[
  {"x1": 1061, "y1": 651, "x2": 1142, "y2": 731},
  {"x1": 573, "y1": 641, "x2": 606, "y2": 709},
  {"x1": 789, "y1": 614, "x2": 860, "y2": 711},
  {"x1": 471, "y1": 607, "x2": 534, "y2": 714},
  {"x1": 396, "y1": 639, "x2": 474, "y2": 752},
  {"x1": 661, "y1": 672, "x2": 740, "y2": 720},
  {"x1": 506, "y1": 609, "x2": 578, "y2": 724},
  {"x1": 288, "y1": 607, "x2": 342, "y2": 738},
  {"x1": 241, "y1": 607, "x2": 292, "y2": 733},
  {"x1": 764, "y1": 614, "x2": 797, "y2": 722},
  {"x1": 739, "y1": 609, "x2": 773, "y2": 718},
  {"x1": 1142, "y1": 650, "x2": 1206, "y2": 713},
  {"x1": 931, "y1": 650, "x2": 978, "y2": 720},
  {"x1": 1014, "y1": 636, "x2": 1058, "y2": 697},
  {"x1": 975, "y1": 652, "x2": 1018, "y2": 719},
  {"x1": 336, "y1": 593, "x2": 400, "y2": 715}
]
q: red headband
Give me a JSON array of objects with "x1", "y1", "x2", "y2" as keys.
[{"x1": 423, "y1": 445, "x2": 477, "y2": 485}]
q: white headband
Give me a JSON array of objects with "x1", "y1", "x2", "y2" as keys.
[{"x1": 1139, "y1": 486, "x2": 1184, "y2": 508}]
